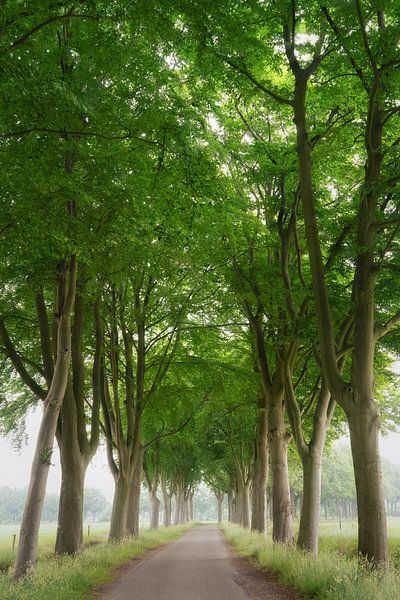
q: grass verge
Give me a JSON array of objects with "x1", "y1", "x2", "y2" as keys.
[
  {"x1": 0, "y1": 523, "x2": 192, "y2": 600},
  {"x1": 223, "y1": 523, "x2": 400, "y2": 600},
  {"x1": 0, "y1": 522, "x2": 111, "y2": 572}
]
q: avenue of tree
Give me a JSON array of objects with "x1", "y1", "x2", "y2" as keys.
[{"x1": 0, "y1": 0, "x2": 399, "y2": 579}]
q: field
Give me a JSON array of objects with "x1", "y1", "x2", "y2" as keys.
[
  {"x1": 0, "y1": 523, "x2": 193, "y2": 600},
  {"x1": 1, "y1": 519, "x2": 400, "y2": 600},
  {"x1": 2, "y1": 518, "x2": 400, "y2": 568},
  {"x1": 317, "y1": 518, "x2": 400, "y2": 567},
  {"x1": 224, "y1": 519, "x2": 400, "y2": 600},
  {"x1": 0, "y1": 521, "x2": 111, "y2": 572}
]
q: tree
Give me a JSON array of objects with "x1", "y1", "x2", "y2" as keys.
[
  {"x1": 13, "y1": 257, "x2": 77, "y2": 578},
  {"x1": 83, "y1": 488, "x2": 109, "y2": 522}
]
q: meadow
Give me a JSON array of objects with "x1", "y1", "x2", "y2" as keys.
[
  {"x1": 224, "y1": 518, "x2": 400, "y2": 600},
  {"x1": 0, "y1": 523, "x2": 192, "y2": 600},
  {"x1": 1, "y1": 519, "x2": 399, "y2": 599},
  {"x1": 0, "y1": 521, "x2": 111, "y2": 572}
]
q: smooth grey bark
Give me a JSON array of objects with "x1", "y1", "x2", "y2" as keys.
[
  {"x1": 13, "y1": 257, "x2": 77, "y2": 579},
  {"x1": 126, "y1": 447, "x2": 144, "y2": 537},
  {"x1": 227, "y1": 491, "x2": 234, "y2": 522},
  {"x1": 297, "y1": 452, "x2": 322, "y2": 552},
  {"x1": 251, "y1": 396, "x2": 268, "y2": 533},
  {"x1": 109, "y1": 472, "x2": 131, "y2": 541},
  {"x1": 188, "y1": 491, "x2": 194, "y2": 521},
  {"x1": 266, "y1": 384, "x2": 293, "y2": 544},
  {"x1": 150, "y1": 491, "x2": 161, "y2": 529},
  {"x1": 347, "y1": 402, "x2": 387, "y2": 564},
  {"x1": 231, "y1": 488, "x2": 239, "y2": 524},
  {"x1": 143, "y1": 444, "x2": 161, "y2": 530},
  {"x1": 103, "y1": 289, "x2": 144, "y2": 542},
  {"x1": 162, "y1": 480, "x2": 173, "y2": 527},
  {"x1": 55, "y1": 291, "x2": 101, "y2": 555},
  {"x1": 235, "y1": 480, "x2": 251, "y2": 528},
  {"x1": 244, "y1": 309, "x2": 292, "y2": 542},
  {"x1": 55, "y1": 426, "x2": 85, "y2": 555},
  {"x1": 107, "y1": 434, "x2": 142, "y2": 541},
  {"x1": 173, "y1": 481, "x2": 193, "y2": 524},
  {"x1": 242, "y1": 481, "x2": 251, "y2": 528},
  {"x1": 285, "y1": 373, "x2": 335, "y2": 555},
  {"x1": 215, "y1": 492, "x2": 224, "y2": 523},
  {"x1": 173, "y1": 488, "x2": 185, "y2": 525}
]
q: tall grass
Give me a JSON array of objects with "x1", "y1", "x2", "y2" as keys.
[
  {"x1": 0, "y1": 524, "x2": 192, "y2": 600},
  {"x1": 317, "y1": 518, "x2": 400, "y2": 570},
  {"x1": 224, "y1": 523, "x2": 400, "y2": 600},
  {"x1": 0, "y1": 522, "x2": 111, "y2": 572}
]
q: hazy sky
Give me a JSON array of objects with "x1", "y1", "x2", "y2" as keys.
[
  {"x1": 0, "y1": 409, "x2": 115, "y2": 501},
  {"x1": 0, "y1": 408, "x2": 399, "y2": 502}
]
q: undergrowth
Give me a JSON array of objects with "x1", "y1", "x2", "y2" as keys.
[{"x1": 223, "y1": 523, "x2": 400, "y2": 600}]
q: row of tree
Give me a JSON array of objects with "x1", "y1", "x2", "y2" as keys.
[
  {"x1": 141, "y1": 446, "x2": 400, "y2": 528},
  {"x1": 0, "y1": 487, "x2": 110, "y2": 524},
  {"x1": 0, "y1": 0, "x2": 399, "y2": 579}
]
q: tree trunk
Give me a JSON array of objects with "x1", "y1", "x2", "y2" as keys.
[
  {"x1": 270, "y1": 434, "x2": 293, "y2": 542},
  {"x1": 251, "y1": 402, "x2": 268, "y2": 533},
  {"x1": 174, "y1": 489, "x2": 184, "y2": 525},
  {"x1": 290, "y1": 494, "x2": 295, "y2": 519},
  {"x1": 13, "y1": 258, "x2": 77, "y2": 579},
  {"x1": 126, "y1": 448, "x2": 144, "y2": 537},
  {"x1": 269, "y1": 495, "x2": 273, "y2": 521},
  {"x1": 161, "y1": 480, "x2": 172, "y2": 527},
  {"x1": 183, "y1": 498, "x2": 189, "y2": 522},
  {"x1": 54, "y1": 381, "x2": 87, "y2": 555},
  {"x1": 243, "y1": 481, "x2": 251, "y2": 528},
  {"x1": 163, "y1": 495, "x2": 172, "y2": 527},
  {"x1": 217, "y1": 494, "x2": 223, "y2": 523},
  {"x1": 290, "y1": 382, "x2": 333, "y2": 555},
  {"x1": 127, "y1": 447, "x2": 143, "y2": 537},
  {"x1": 227, "y1": 491, "x2": 234, "y2": 522},
  {"x1": 216, "y1": 492, "x2": 224, "y2": 523},
  {"x1": 269, "y1": 397, "x2": 293, "y2": 543},
  {"x1": 337, "y1": 499, "x2": 342, "y2": 530},
  {"x1": 288, "y1": 41, "x2": 388, "y2": 567},
  {"x1": 236, "y1": 480, "x2": 251, "y2": 528},
  {"x1": 347, "y1": 404, "x2": 387, "y2": 564},
  {"x1": 233, "y1": 487, "x2": 240, "y2": 524},
  {"x1": 189, "y1": 494, "x2": 194, "y2": 521},
  {"x1": 109, "y1": 473, "x2": 131, "y2": 541},
  {"x1": 55, "y1": 288, "x2": 100, "y2": 554},
  {"x1": 297, "y1": 451, "x2": 322, "y2": 554},
  {"x1": 173, "y1": 497, "x2": 179, "y2": 525},
  {"x1": 150, "y1": 491, "x2": 161, "y2": 529},
  {"x1": 55, "y1": 442, "x2": 85, "y2": 555}
]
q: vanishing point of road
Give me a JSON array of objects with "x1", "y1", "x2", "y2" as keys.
[{"x1": 95, "y1": 526, "x2": 299, "y2": 600}]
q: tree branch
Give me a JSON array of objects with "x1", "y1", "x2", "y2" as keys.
[{"x1": 0, "y1": 319, "x2": 46, "y2": 400}]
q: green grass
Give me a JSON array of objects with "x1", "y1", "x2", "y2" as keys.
[
  {"x1": 0, "y1": 523, "x2": 192, "y2": 600},
  {"x1": 0, "y1": 522, "x2": 111, "y2": 572},
  {"x1": 223, "y1": 523, "x2": 400, "y2": 600},
  {"x1": 317, "y1": 518, "x2": 400, "y2": 569}
]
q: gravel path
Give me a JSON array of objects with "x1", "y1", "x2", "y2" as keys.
[{"x1": 94, "y1": 526, "x2": 300, "y2": 600}]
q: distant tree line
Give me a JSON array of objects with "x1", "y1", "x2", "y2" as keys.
[
  {"x1": 0, "y1": 487, "x2": 110, "y2": 524},
  {"x1": 320, "y1": 448, "x2": 400, "y2": 521}
]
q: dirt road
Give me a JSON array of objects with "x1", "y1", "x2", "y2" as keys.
[{"x1": 95, "y1": 527, "x2": 299, "y2": 600}]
